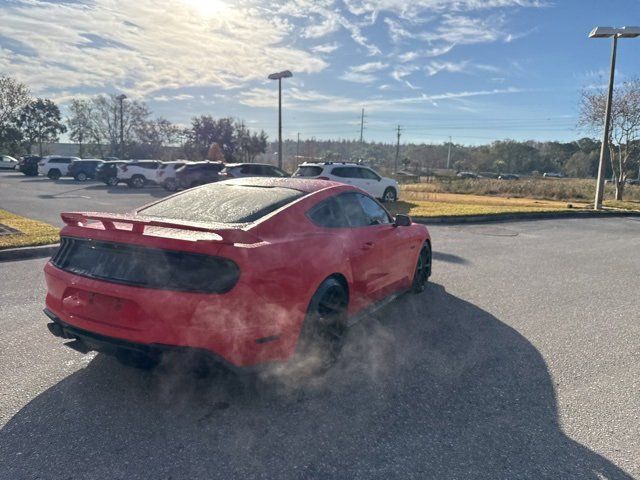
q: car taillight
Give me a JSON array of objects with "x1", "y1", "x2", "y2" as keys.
[
  {"x1": 158, "y1": 171, "x2": 165, "y2": 177},
  {"x1": 318, "y1": 176, "x2": 330, "y2": 180},
  {"x1": 121, "y1": 166, "x2": 128, "y2": 172},
  {"x1": 52, "y1": 237, "x2": 240, "y2": 294}
]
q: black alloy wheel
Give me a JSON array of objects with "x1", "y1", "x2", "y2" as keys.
[{"x1": 411, "y1": 242, "x2": 432, "y2": 293}]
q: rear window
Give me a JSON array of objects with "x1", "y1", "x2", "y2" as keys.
[
  {"x1": 293, "y1": 166, "x2": 323, "y2": 177},
  {"x1": 139, "y1": 183, "x2": 305, "y2": 224}
]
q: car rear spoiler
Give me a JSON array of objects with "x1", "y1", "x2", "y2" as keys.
[{"x1": 60, "y1": 212, "x2": 262, "y2": 245}]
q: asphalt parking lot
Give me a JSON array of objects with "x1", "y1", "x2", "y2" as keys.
[
  {"x1": 0, "y1": 170, "x2": 171, "y2": 226},
  {"x1": 1, "y1": 171, "x2": 639, "y2": 479}
]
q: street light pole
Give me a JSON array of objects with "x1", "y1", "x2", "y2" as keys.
[
  {"x1": 268, "y1": 70, "x2": 293, "y2": 170},
  {"x1": 116, "y1": 94, "x2": 127, "y2": 160},
  {"x1": 594, "y1": 36, "x2": 617, "y2": 210},
  {"x1": 589, "y1": 26, "x2": 640, "y2": 209}
]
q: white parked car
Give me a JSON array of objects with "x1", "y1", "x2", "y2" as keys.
[
  {"x1": 0, "y1": 155, "x2": 19, "y2": 170},
  {"x1": 38, "y1": 156, "x2": 80, "y2": 179},
  {"x1": 155, "y1": 160, "x2": 187, "y2": 191},
  {"x1": 117, "y1": 160, "x2": 162, "y2": 188},
  {"x1": 293, "y1": 162, "x2": 399, "y2": 202}
]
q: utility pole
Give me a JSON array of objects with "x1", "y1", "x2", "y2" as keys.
[
  {"x1": 446, "y1": 136, "x2": 452, "y2": 169},
  {"x1": 116, "y1": 94, "x2": 127, "y2": 160},
  {"x1": 360, "y1": 108, "x2": 365, "y2": 143},
  {"x1": 296, "y1": 132, "x2": 300, "y2": 162},
  {"x1": 394, "y1": 125, "x2": 402, "y2": 173}
]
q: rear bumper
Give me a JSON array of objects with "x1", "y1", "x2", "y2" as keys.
[
  {"x1": 44, "y1": 308, "x2": 247, "y2": 372},
  {"x1": 44, "y1": 262, "x2": 304, "y2": 367}
]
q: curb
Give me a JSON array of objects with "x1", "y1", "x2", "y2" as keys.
[
  {"x1": 0, "y1": 243, "x2": 59, "y2": 262},
  {"x1": 412, "y1": 209, "x2": 640, "y2": 225}
]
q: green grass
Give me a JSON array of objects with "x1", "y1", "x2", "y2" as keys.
[{"x1": 0, "y1": 210, "x2": 60, "y2": 249}]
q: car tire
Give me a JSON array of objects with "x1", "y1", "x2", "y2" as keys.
[
  {"x1": 106, "y1": 176, "x2": 119, "y2": 187},
  {"x1": 164, "y1": 178, "x2": 178, "y2": 192},
  {"x1": 411, "y1": 242, "x2": 432, "y2": 293},
  {"x1": 47, "y1": 169, "x2": 61, "y2": 180},
  {"x1": 128, "y1": 175, "x2": 145, "y2": 189},
  {"x1": 295, "y1": 277, "x2": 348, "y2": 374},
  {"x1": 114, "y1": 350, "x2": 160, "y2": 370},
  {"x1": 382, "y1": 187, "x2": 397, "y2": 203},
  {"x1": 75, "y1": 172, "x2": 88, "y2": 181}
]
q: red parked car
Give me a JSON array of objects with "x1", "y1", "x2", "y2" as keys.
[{"x1": 43, "y1": 178, "x2": 431, "y2": 372}]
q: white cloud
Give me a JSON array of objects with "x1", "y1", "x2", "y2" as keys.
[
  {"x1": 311, "y1": 42, "x2": 341, "y2": 53},
  {"x1": 340, "y1": 61, "x2": 388, "y2": 83},
  {"x1": 239, "y1": 84, "x2": 534, "y2": 113},
  {"x1": 0, "y1": 0, "x2": 327, "y2": 98},
  {"x1": 351, "y1": 61, "x2": 388, "y2": 73},
  {"x1": 425, "y1": 61, "x2": 468, "y2": 76}
]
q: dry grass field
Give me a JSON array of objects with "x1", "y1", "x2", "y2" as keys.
[
  {"x1": 401, "y1": 178, "x2": 640, "y2": 203},
  {"x1": 393, "y1": 178, "x2": 640, "y2": 218}
]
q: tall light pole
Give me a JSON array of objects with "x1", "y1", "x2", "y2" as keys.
[
  {"x1": 588, "y1": 26, "x2": 640, "y2": 209},
  {"x1": 268, "y1": 70, "x2": 293, "y2": 169},
  {"x1": 116, "y1": 94, "x2": 127, "y2": 160}
]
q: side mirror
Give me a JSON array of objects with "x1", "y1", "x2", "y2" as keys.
[{"x1": 394, "y1": 214, "x2": 412, "y2": 227}]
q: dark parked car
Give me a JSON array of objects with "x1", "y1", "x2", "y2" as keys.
[
  {"x1": 18, "y1": 155, "x2": 41, "y2": 176},
  {"x1": 219, "y1": 163, "x2": 289, "y2": 179},
  {"x1": 479, "y1": 172, "x2": 499, "y2": 179},
  {"x1": 456, "y1": 171, "x2": 479, "y2": 179},
  {"x1": 68, "y1": 159, "x2": 104, "y2": 181},
  {"x1": 175, "y1": 161, "x2": 224, "y2": 189},
  {"x1": 498, "y1": 173, "x2": 520, "y2": 180},
  {"x1": 96, "y1": 161, "x2": 129, "y2": 186}
]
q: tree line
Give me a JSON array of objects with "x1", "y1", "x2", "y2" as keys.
[
  {"x1": 2, "y1": 75, "x2": 638, "y2": 200},
  {"x1": 0, "y1": 76, "x2": 268, "y2": 162}
]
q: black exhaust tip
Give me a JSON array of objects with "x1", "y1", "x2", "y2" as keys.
[
  {"x1": 47, "y1": 322, "x2": 64, "y2": 338},
  {"x1": 64, "y1": 339, "x2": 91, "y2": 354}
]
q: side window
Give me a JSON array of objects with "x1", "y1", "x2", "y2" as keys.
[
  {"x1": 307, "y1": 197, "x2": 348, "y2": 228},
  {"x1": 360, "y1": 168, "x2": 380, "y2": 181},
  {"x1": 240, "y1": 165, "x2": 254, "y2": 175},
  {"x1": 268, "y1": 166, "x2": 288, "y2": 177},
  {"x1": 347, "y1": 167, "x2": 364, "y2": 179},
  {"x1": 336, "y1": 193, "x2": 369, "y2": 227},
  {"x1": 357, "y1": 194, "x2": 391, "y2": 225},
  {"x1": 331, "y1": 167, "x2": 350, "y2": 178}
]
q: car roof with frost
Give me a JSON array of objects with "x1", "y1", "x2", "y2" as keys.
[{"x1": 220, "y1": 176, "x2": 345, "y2": 193}]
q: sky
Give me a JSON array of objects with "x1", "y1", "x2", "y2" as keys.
[{"x1": 0, "y1": 0, "x2": 639, "y2": 145}]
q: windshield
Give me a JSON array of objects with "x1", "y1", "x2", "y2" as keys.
[{"x1": 138, "y1": 183, "x2": 305, "y2": 223}]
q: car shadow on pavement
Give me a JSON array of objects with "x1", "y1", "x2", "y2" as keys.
[{"x1": 0, "y1": 284, "x2": 632, "y2": 479}]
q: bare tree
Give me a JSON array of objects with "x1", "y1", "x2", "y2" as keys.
[
  {"x1": 91, "y1": 94, "x2": 150, "y2": 158},
  {"x1": 67, "y1": 99, "x2": 100, "y2": 157},
  {"x1": 579, "y1": 78, "x2": 640, "y2": 200}
]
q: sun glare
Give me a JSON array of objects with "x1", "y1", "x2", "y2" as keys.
[{"x1": 181, "y1": 0, "x2": 229, "y2": 17}]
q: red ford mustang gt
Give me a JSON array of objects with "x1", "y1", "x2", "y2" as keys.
[{"x1": 43, "y1": 178, "x2": 431, "y2": 371}]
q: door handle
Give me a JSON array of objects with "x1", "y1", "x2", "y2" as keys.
[{"x1": 362, "y1": 242, "x2": 374, "y2": 250}]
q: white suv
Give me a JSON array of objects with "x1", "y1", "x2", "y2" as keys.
[
  {"x1": 117, "y1": 160, "x2": 162, "y2": 188},
  {"x1": 155, "y1": 160, "x2": 187, "y2": 191},
  {"x1": 38, "y1": 156, "x2": 80, "y2": 179},
  {"x1": 293, "y1": 162, "x2": 399, "y2": 202}
]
